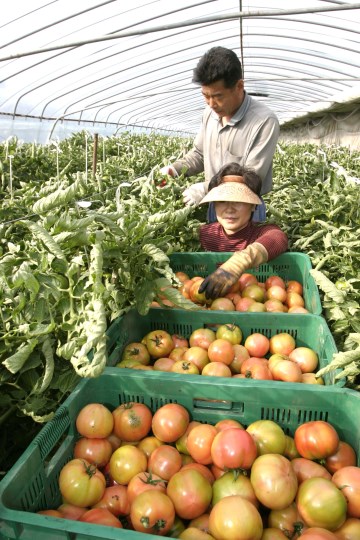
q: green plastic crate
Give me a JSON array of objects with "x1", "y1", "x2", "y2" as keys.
[
  {"x1": 169, "y1": 251, "x2": 322, "y2": 315},
  {"x1": 0, "y1": 369, "x2": 358, "y2": 540},
  {"x1": 106, "y1": 308, "x2": 342, "y2": 386}
]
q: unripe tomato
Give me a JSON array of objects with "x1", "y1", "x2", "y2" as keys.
[
  {"x1": 59, "y1": 458, "x2": 106, "y2": 507},
  {"x1": 167, "y1": 469, "x2": 212, "y2": 520},
  {"x1": 209, "y1": 495, "x2": 263, "y2": 540},
  {"x1": 109, "y1": 445, "x2": 147, "y2": 485},
  {"x1": 76, "y1": 403, "x2": 114, "y2": 439}
]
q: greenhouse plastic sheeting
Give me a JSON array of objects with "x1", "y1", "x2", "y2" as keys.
[{"x1": 1, "y1": 1, "x2": 360, "y2": 143}]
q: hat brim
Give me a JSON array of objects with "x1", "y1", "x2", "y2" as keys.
[{"x1": 200, "y1": 182, "x2": 262, "y2": 205}]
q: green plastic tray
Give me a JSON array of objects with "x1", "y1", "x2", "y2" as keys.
[
  {"x1": 169, "y1": 251, "x2": 322, "y2": 315},
  {"x1": 106, "y1": 308, "x2": 341, "y2": 386},
  {"x1": 0, "y1": 369, "x2": 358, "y2": 540}
]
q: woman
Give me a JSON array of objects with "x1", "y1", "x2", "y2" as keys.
[{"x1": 198, "y1": 163, "x2": 288, "y2": 299}]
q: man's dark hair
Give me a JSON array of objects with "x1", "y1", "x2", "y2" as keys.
[
  {"x1": 192, "y1": 47, "x2": 243, "y2": 88},
  {"x1": 208, "y1": 162, "x2": 262, "y2": 195}
]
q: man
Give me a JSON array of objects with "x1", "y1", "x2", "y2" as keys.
[{"x1": 161, "y1": 46, "x2": 280, "y2": 221}]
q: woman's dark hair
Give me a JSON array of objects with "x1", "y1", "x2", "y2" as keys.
[
  {"x1": 208, "y1": 162, "x2": 262, "y2": 195},
  {"x1": 192, "y1": 47, "x2": 242, "y2": 88}
]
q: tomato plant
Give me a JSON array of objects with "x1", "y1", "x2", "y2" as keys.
[{"x1": 59, "y1": 458, "x2": 106, "y2": 507}]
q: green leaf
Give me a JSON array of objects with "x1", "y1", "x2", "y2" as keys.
[{"x1": 3, "y1": 340, "x2": 38, "y2": 374}]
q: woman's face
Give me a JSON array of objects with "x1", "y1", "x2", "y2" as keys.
[{"x1": 215, "y1": 200, "x2": 254, "y2": 234}]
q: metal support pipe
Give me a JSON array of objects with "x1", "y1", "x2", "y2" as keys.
[{"x1": 1, "y1": 4, "x2": 360, "y2": 62}]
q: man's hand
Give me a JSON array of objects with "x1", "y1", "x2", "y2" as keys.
[
  {"x1": 159, "y1": 165, "x2": 177, "y2": 177},
  {"x1": 182, "y1": 182, "x2": 207, "y2": 206},
  {"x1": 198, "y1": 268, "x2": 237, "y2": 299}
]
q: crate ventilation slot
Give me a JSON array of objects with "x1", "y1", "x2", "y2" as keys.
[
  {"x1": 297, "y1": 409, "x2": 329, "y2": 423},
  {"x1": 261, "y1": 407, "x2": 292, "y2": 424}
]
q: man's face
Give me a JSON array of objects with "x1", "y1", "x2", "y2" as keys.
[
  {"x1": 215, "y1": 200, "x2": 254, "y2": 234},
  {"x1": 201, "y1": 79, "x2": 244, "y2": 118}
]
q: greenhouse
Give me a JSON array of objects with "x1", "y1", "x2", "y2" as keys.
[{"x1": 1, "y1": 2, "x2": 360, "y2": 539}]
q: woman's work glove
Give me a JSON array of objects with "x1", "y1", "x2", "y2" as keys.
[
  {"x1": 198, "y1": 243, "x2": 269, "y2": 299},
  {"x1": 183, "y1": 181, "x2": 207, "y2": 206},
  {"x1": 159, "y1": 165, "x2": 178, "y2": 177}
]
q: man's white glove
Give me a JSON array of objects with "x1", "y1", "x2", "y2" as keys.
[
  {"x1": 183, "y1": 181, "x2": 208, "y2": 206},
  {"x1": 159, "y1": 165, "x2": 178, "y2": 177}
]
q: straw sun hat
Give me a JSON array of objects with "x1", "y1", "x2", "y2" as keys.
[{"x1": 200, "y1": 181, "x2": 262, "y2": 206}]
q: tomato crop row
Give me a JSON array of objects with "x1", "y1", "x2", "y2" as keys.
[
  {"x1": 35, "y1": 400, "x2": 360, "y2": 539},
  {"x1": 116, "y1": 323, "x2": 323, "y2": 384}
]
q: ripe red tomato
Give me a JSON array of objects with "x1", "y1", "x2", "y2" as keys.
[
  {"x1": 209, "y1": 297, "x2": 235, "y2": 311},
  {"x1": 332, "y1": 466, "x2": 360, "y2": 518},
  {"x1": 112, "y1": 402, "x2": 152, "y2": 441},
  {"x1": 235, "y1": 297, "x2": 256, "y2": 312},
  {"x1": 180, "y1": 463, "x2": 215, "y2": 486},
  {"x1": 76, "y1": 403, "x2": 114, "y2": 439},
  {"x1": 300, "y1": 529, "x2": 338, "y2": 539},
  {"x1": 289, "y1": 347, "x2": 318, "y2": 373},
  {"x1": 130, "y1": 490, "x2": 175, "y2": 535},
  {"x1": 266, "y1": 285, "x2": 287, "y2": 303},
  {"x1": 189, "y1": 328, "x2": 216, "y2": 350},
  {"x1": 296, "y1": 477, "x2": 347, "y2": 531},
  {"x1": 333, "y1": 518, "x2": 360, "y2": 539},
  {"x1": 324, "y1": 441, "x2": 357, "y2": 473},
  {"x1": 246, "y1": 419, "x2": 286, "y2": 455},
  {"x1": 211, "y1": 471, "x2": 258, "y2": 508},
  {"x1": 269, "y1": 333, "x2": 296, "y2": 356},
  {"x1": 291, "y1": 457, "x2": 332, "y2": 484},
  {"x1": 167, "y1": 468, "x2": 212, "y2": 520},
  {"x1": 250, "y1": 454, "x2": 298, "y2": 510},
  {"x1": 109, "y1": 445, "x2": 147, "y2": 485},
  {"x1": 207, "y1": 339, "x2": 235, "y2": 365},
  {"x1": 287, "y1": 280, "x2": 303, "y2": 295},
  {"x1": 145, "y1": 329, "x2": 174, "y2": 358},
  {"x1": 127, "y1": 471, "x2": 167, "y2": 505},
  {"x1": 239, "y1": 273, "x2": 258, "y2": 291},
  {"x1": 215, "y1": 324, "x2": 242, "y2": 345},
  {"x1": 269, "y1": 357, "x2": 303, "y2": 383},
  {"x1": 294, "y1": 420, "x2": 340, "y2": 460},
  {"x1": 211, "y1": 428, "x2": 257, "y2": 470},
  {"x1": 151, "y1": 403, "x2": 190, "y2": 443},
  {"x1": 244, "y1": 333, "x2": 270, "y2": 357},
  {"x1": 59, "y1": 458, "x2": 106, "y2": 507},
  {"x1": 57, "y1": 503, "x2": 87, "y2": 520},
  {"x1": 73, "y1": 437, "x2": 112, "y2": 468},
  {"x1": 214, "y1": 418, "x2": 244, "y2": 432},
  {"x1": 229, "y1": 344, "x2": 250, "y2": 373},
  {"x1": 79, "y1": 507, "x2": 122, "y2": 527},
  {"x1": 121, "y1": 342, "x2": 150, "y2": 365},
  {"x1": 186, "y1": 423, "x2": 218, "y2": 465},
  {"x1": 209, "y1": 495, "x2": 263, "y2": 539},
  {"x1": 172, "y1": 334, "x2": 189, "y2": 348},
  {"x1": 265, "y1": 275, "x2": 286, "y2": 290},
  {"x1": 148, "y1": 444, "x2": 182, "y2": 480},
  {"x1": 201, "y1": 362, "x2": 232, "y2": 377},
  {"x1": 92, "y1": 484, "x2": 130, "y2": 516}
]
